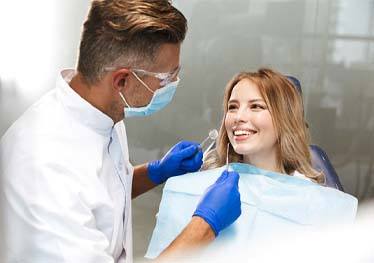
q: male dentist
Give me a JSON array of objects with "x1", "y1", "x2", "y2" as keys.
[{"x1": 0, "y1": 1, "x2": 241, "y2": 262}]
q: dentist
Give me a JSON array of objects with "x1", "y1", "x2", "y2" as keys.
[{"x1": 0, "y1": 0, "x2": 241, "y2": 262}]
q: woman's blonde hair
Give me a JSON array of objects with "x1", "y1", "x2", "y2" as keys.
[{"x1": 203, "y1": 68, "x2": 324, "y2": 184}]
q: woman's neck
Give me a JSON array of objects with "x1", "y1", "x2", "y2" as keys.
[{"x1": 243, "y1": 151, "x2": 281, "y2": 173}]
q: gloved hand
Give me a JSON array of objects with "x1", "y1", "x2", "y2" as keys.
[
  {"x1": 193, "y1": 170, "x2": 241, "y2": 236},
  {"x1": 148, "y1": 140, "x2": 203, "y2": 185}
]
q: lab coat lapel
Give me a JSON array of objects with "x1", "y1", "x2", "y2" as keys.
[{"x1": 115, "y1": 122, "x2": 134, "y2": 263}]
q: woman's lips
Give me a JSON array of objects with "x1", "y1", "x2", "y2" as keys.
[
  {"x1": 233, "y1": 130, "x2": 257, "y2": 142},
  {"x1": 234, "y1": 134, "x2": 251, "y2": 141}
]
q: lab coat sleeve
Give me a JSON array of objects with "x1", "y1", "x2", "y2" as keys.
[{"x1": 4, "y1": 156, "x2": 115, "y2": 263}]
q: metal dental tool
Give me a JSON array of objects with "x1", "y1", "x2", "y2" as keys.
[
  {"x1": 199, "y1": 129, "x2": 219, "y2": 163},
  {"x1": 200, "y1": 129, "x2": 218, "y2": 150},
  {"x1": 226, "y1": 142, "x2": 230, "y2": 171}
]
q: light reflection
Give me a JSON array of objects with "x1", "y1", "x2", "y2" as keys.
[{"x1": 0, "y1": 1, "x2": 57, "y2": 96}]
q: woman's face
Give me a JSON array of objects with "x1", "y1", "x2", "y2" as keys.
[{"x1": 225, "y1": 79, "x2": 278, "y2": 162}]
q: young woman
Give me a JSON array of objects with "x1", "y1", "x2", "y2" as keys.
[
  {"x1": 203, "y1": 68, "x2": 324, "y2": 183},
  {"x1": 145, "y1": 68, "x2": 359, "y2": 259}
]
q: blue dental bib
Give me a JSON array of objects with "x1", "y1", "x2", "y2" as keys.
[{"x1": 146, "y1": 163, "x2": 357, "y2": 258}]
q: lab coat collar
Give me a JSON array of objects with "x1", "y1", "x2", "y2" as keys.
[{"x1": 57, "y1": 69, "x2": 114, "y2": 136}]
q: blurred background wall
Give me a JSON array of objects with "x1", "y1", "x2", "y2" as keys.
[{"x1": 0, "y1": 0, "x2": 373, "y2": 261}]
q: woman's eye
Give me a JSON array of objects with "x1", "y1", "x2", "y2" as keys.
[
  {"x1": 228, "y1": 105, "x2": 237, "y2": 110},
  {"x1": 251, "y1": 104, "x2": 266, "y2": 110}
]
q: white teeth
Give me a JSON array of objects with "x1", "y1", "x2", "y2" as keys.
[{"x1": 234, "y1": 130, "x2": 255, "y2": 136}]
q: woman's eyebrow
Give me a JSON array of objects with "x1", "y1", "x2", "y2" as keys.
[
  {"x1": 228, "y1": 98, "x2": 264, "y2": 103},
  {"x1": 248, "y1": 98, "x2": 264, "y2": 103}
]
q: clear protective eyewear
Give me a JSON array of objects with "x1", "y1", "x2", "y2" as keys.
[{"x1": 105, "y1": 65, "x2": 181, "y2": 87}]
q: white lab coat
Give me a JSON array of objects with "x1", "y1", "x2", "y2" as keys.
[{"x1": 0, "y1": 70, "x2": 134, "y2": 263}]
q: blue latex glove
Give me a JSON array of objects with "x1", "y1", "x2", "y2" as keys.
[
  {"x1": 148, "y1": 141, "x2": 203, "y2": 184},
  {"x1": 193, "y1": 170, "x2": 241, "y2": 236}
]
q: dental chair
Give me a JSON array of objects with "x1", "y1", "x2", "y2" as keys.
[
  {"x1": 309, "y1": 144, "x2": 344, "y2": 191},
  {"x1": 286, "y1": 76, "x2": 344, "y2": 191}
]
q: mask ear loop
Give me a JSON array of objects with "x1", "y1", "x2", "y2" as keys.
[
  {"x1": 119, "y1": 71, "x2": 155, "y2": 108},
  {"x1": 118, "y1": 78, "x2": 132, "y2": 108},
  {"x1": 119, "y1": 91, "x2": 131, "y2": 108},
  {"x1": 132, "y1": 71, "x2": 155, "y2": 94}
]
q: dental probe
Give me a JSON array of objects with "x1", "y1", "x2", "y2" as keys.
[
  {"x1": 199, "y1": 129, "x2": 218, "y2": 149},
  {"x1": 226, "y1": 142, "x2": 230, "y2": 171}
]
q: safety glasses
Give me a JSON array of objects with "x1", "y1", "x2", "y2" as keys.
[{"x1": 105, "y1": 65, "x2": 181, "y2": 87}]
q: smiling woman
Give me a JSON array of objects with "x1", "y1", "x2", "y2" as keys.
[
  {"x1": 145, "y1": 68, "x2": 357, "y2": 259},
  {"x1": 225, "y1": 78, "x2": 278, "y2": 172},
  {"x1": 203, "y1": 68, "x2": 324, "y2": 184}
]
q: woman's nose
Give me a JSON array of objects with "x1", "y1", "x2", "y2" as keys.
[{"x1": 234, "y1": 108, "x2": 247, "y2": 123}]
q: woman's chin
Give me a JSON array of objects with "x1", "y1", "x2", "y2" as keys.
[{"x1": 232, "y1": 145, "x2": 253, "y2": 156}]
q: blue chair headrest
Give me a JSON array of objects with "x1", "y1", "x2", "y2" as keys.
[
  {"x1": 285, "y1": 75, "x2": 344, "y2": 191},
  {"x1": 286, "y1": 75, "x2": 302, "y2": 95}
]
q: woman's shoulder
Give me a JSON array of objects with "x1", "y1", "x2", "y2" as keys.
[{"x1": 292, "y1": 170, "x2": 312, "y2": 181}]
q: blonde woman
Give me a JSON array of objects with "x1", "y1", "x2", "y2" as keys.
[
  {"x1": 146, "y1": 68, "x2": 357, "y2": 259},
  {"x1": 203, "y1": 68, "x2": 324, "y2": 183}
]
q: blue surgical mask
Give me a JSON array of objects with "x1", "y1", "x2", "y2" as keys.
[{"x1": 119, "y1": 76, "x2": 180, "y2": 118}]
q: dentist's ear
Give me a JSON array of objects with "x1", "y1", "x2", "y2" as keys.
[{"x1": 112, "y1": 68, "x2": 131, "y2": 92}]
